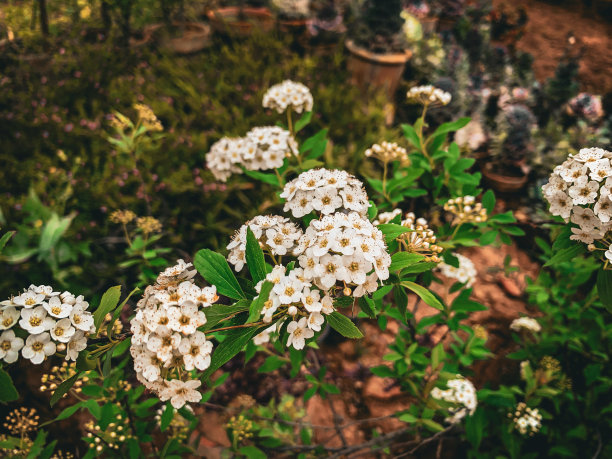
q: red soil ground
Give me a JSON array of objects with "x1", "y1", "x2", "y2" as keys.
[{"x1": 493, "y1": 0, "x2": 612, "y2": 93}]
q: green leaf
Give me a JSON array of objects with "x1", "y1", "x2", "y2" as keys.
[
  {"x1": 50, "y1": 372, "x2": 82, "y2": 406},
  {"x1": 245, "y1": 227, "x2": 267, "y2": 284},
  {"x1": 202, "y1": 301, "x2": 250, "y2": 331},
  {"x1": 389, "y1": 252, "x2": 425, "y2": 272},
  {"x1": 55, "y1": 402, "x2": 84, "y2": 421},
  {"x1": 326, "y1": 312, "x2": 363, "y2": 338},
  {"x1": 377, "y1": 223, "x2": 410, "y2": 244},
  {"x1": 247, "y1": 281, "x2": 273, "y2": 324},
  {"x1": 432, "y1": 117, "x2": 470, "y2": 138},
  {"x1": 401, "y1": 281, "x2": 444, "y2": 311},
  {"x1": 243, "y1": 168, "x2": 281, "y2": 186},
  {"x1": 194, "y1": 249, "x2": 246, "y2": 300},
  {"x1": 398, "y1": 413, "x2": 418, "y2": 423},
  {"x1": 0, "y1": 231, "x2": 15, "y2": 254},
  {"x1": 543, "y1": 245, "x2": 585, "y2": 267},
  {"x1": 160, "y1": 402, "x2": 174, "y2": 432},
  {"x1": 203, "y1": 326, "x2": 263, "y2": 378},
  {"x1": 0, "y1": 368, "x2": 19, "y2": 402},
  {"x1": 258, "y1": 356, "x2": 286, "y2": 373},
  {"x1": 295, "y1": 111, "x2": 313, "y2": 132},
  {"x1": 238, "y1": 446, "x2": 267, "y2": 459},
  {"x1": 358, "y1": 296, "x2": 376, "y2": 319},
  {"x1": 93, "y1": 286, "x2": 122, "y2": 331},
  {"x1": 300, "y1": 129, "x2": 328, "y2": 160},
  {"x1": 481, "y1": 190, "x2": 495, "y2": 214},
  {"x1": 597, "y1": 269, "x2": 612, "y2": 310},
  {"x1": 402, "y1": 123, "x2": 420, "y2": 149}
]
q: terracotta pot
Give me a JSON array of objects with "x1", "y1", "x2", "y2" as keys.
[
  {"x1": 420, "y1": 16, "x2": 438, "y2": 34},
  {"x1": 151, "y1": 22, "x2": 211, "y2": 54},
  {"x1": 206, "y1": 7, "x2": 274, "y2": 37},
  {"x1": 129, "y1": 27, "x2": 156, "y2": 48},
  {"x1": 278, "y1": 17, "x2": 309, "y2": 33},
  {"x1": 344, "y1": 39, "x2": 412, "y2": 102},
  {"x1": 482, "y1": 162, "x2": 528, "y2": 193}
]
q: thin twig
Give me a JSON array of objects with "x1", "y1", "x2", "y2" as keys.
[{"x1": 394, "y1": 425, "x2": 455, "y2": 458}]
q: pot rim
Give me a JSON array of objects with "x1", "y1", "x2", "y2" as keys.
[{"x1": 345, "y1": 39, "x2": 412, "y2": 65}]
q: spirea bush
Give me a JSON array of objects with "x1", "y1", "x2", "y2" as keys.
[{"x1": 2, "y1": 78, "x2": 610, "y2": 458}]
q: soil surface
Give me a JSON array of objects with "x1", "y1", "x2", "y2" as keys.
[{"x1": 493, "y1": 0, "x2": 612, "y2": 93}]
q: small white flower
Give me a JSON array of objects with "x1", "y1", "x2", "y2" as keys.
[
  {"x1": 168, "y1": 302, "x2": 206, "y2": 335},
  {"x1": 547, "y1": 191, "x2": 573, "y2": 219},
  {"x1": 43, "y1": 296, "x2": 73, "y2": 319},
  {"x1": 162, "y1": 379, "x2": 202, "y2": 409},
  {"x1": 253, "y1": 325, "x2": 277, "y2": 345},
  {"x1": 50, "y1": 318, "x2": 76, "y2": 343},
  {"x1": 179, "y1": 332, "x2": 213, "y2": 371},
  {"x1": 0, "y1": 330, "x2": 24, "y2": 363},
  {"x1": 262, "y1": 80, "x2": 313, "y2": 114},
  {"x1": 510, "y1": 317, "x2": 541, "y2": 333},
  {"x1": 65, "y1": 331, "x2": 87, "y2": 361},
  {"x1": 0, "y1": 307, "x2": 20, "y2": 331},
  {"x1": 147, "y1": 326, "x2": 181, "y2": 363},
  {"x1": 69, "y1": 305, "x2": 94, "y2": 331},
  {"x1": 21, "y1": 332, "x2": 56, "y2": 364},
  {"x1": 307, "y1": 312, "x2": 325, "y2": 331},
  {"x1": 568, "y1": 176, "x2": 599, "y2": 205},
  {"x1": 13, "y1": 290, "x2": 45, "y2": 308},
  {"x1": 19, "y1": 306, "x2": 54, "y2": 335},
  {"x1": 287, "y1": 317, "x2": 314, "y2": 350}
]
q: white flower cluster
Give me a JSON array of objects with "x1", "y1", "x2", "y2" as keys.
[
  {"x1": 296, "y1": 212, "x2": 390, "y2": 296},
  {"x1": 542, "y1": 148, "x2": 612, "y2": 248},
  {"x1": 252, "y1": 265, "x2": 334, "y2": 349},
  {"x1": 1, "y1": 285, "x2": 92, "y2": 365},
  {"x1": 511, "y1": 402, "x2": 542, "y2": 436},
  {"x1": 281, "y1": 168, "x2": 370, "y2": 218},
  {"x1": 263, "y1": 80, "x2": 313, "y2": 114},
  {"x1": 365, "y1": 141, "x2": 410, "y2": 164},
  {"x1": 227, "y1": 215, "x2": 303, "y2": 271},
  {"x1": 431, "y1": 376, "x2": 478, "y2": 424},
  {"x1": 130, "y1": 260, "x2": 217, "y2": 409},
  {"x1": 205, "y1": 127, "x2": 297, "y2": 181},
  {"x1": 443, "y1": 196, "x2": 488, "y2": 225},
  {"x1": 205, "y1": 137, "x2": 253, "y2": 182},
  {"x1": 407, "y1": 85, "x2": 452, "y2": 106},
  {"x1": 438, "y1": 253, "x2": 477, "y2": 288},
  {"x1": 394, "y1": 212, "x2": 443, "y2": 263},
  {"x1": 510, "y1": 316, "x2": 541, "y2": 333},
  {"x1": 245, "y1": 126, "x2": 299, "y2": 171}
]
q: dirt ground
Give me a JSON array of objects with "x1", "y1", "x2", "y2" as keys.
[{"x1": 493, "y1": 0, "x2": 612, "y2": 93}]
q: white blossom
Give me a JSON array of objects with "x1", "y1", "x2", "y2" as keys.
[
  {"x1": 438, "y1": 253, "x2": 477, "y2": 288},
  {"x1": 287, "y1": 317, "x2": 314, "y2": 350},
  {"x1": 263, "y1": 80, "x2": 313, "y2": 114},
  {"x1": 0, "y1": 330, "x2": 24, "y2": 363},
  {"x1": 21, "y1": 332, "x2": 56, "y2": 365},
  {"x1": 431, "y1": 376, "x2": 477, "y2": 424},
  {"x1": 510, "y1": 317, "x2": 541, "y2": 333}
]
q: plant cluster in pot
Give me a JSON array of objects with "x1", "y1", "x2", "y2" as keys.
[
  {"x1": 145, "y1": 0, "x2": 211, "y2": 54},
  {"x1": 303, "y1": 0, "x2": 346, "y2": 55},
  {"x1": 206, "y1": 0, "x2": 274, "y2": 37},
  {"x1": 345, "y1": 0, "x2": 412, "y2": 118},
  {"x1": 483, "y1": 103, "x2": 536, "y2": 193},
  {"x1": 272, "y1": 0, "x2": 311, "y2": 33}
]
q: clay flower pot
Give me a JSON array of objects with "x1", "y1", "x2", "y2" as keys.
[
  {"x1": 206, "y1": 7, "x2": 274, "y2": 37},
  {"x1": 154, "y1": 22, "x2": 212, "y2": 54},
  {"x1": 345, "y1": 39, "x2": 412, "y2": 102},
  {"x1": 482, "y1": 162, "x2": 528, "y2": 193}
]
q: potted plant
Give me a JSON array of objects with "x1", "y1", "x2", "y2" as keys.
[
  {"x1": 206, "y1": 0, "x2": 275, "y2": 37},
  {"x1": 272, "y1": 0, "x2": 311, "y2": 33},
  {"x1": 304, "y1": 0, "x2": 346, "y2": 54},
  {"x1": 483, "y1": 103, "x2": 535, "y2": 192},
  {"x1": 146, "y1": 0, "x2": 211, "y2": 54},
  {"x1": 405, "y1": 1, "x2": 437, "y2": 34},
  {"x1": 345, "y1": 0, "x2": 412, "y2": 104}
]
